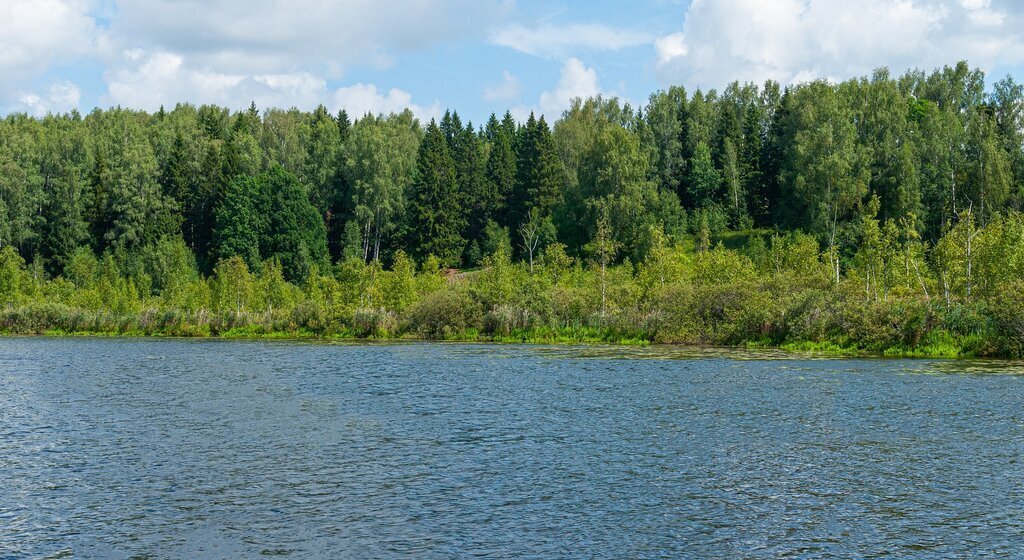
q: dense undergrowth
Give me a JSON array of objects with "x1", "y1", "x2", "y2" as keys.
[{"x1": 2, "y1": 225, "x2": 1022, "y2": 358}]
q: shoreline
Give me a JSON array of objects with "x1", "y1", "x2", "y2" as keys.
[{"x1": 0, "y1": 328, "x2": 985, "y2": 360}]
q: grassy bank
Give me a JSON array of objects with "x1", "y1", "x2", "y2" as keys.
[
  {"x1": 2, "y1": 228, "x2": 1023, "y2": 359},
  {"x1": 0, "y1": 301, "x2": 1005, "y2": 359}
]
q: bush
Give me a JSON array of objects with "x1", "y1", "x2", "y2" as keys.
[
  {"x1": 405, "y1": 288, "x2": 482, "y2": 340},
  {"x1": 351, "y1": 308, "x2": 399, "y2": 338},
  {"x1": 483, "y1": 304, "x2": 537, "y2": 337},
  {"x1": 651, "y1": 284, "x2": 699, "y2": 344},
  {"x1": 986, "y1": 281, "x2": 1024, "y2": 357}
]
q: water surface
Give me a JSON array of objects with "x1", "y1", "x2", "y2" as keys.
[{"x1": 1, "y1": 338, "x2": 1022, "y2": 558}]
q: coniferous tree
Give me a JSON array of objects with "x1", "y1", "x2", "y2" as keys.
[
  {"x1": 644, "y1": 86, "x2": 687, "y2": 195},
  {"x1": 212, "y1": 174, "x2": 264, "y2": 269},
  {"x1": 262, "y1": 165, "x2": 330, "y2": 281},
  {"x1": 485, "y1": 114, "x2": 517, "y2": 229},
  {"x1": 327, "y1": 109, "x2": 354, "y2": 261},
  {"x1": 991, "y1": 76, "x2": 1024, "y2": 208},
  {"x1": 512, "y1": 115, "x2": 563, "y2": 230},
  {"x1": 455, "y1": 121, "x2": 490, "y2": 249},
  {"x1": 406, "y1": 121, "x2": 465, "y2": 266},
  {"x1": 38, "y1": 119, "x2": 90, "y2": 273},
  {"x1": 687, "y1": 141, "x2": 721, "y2": 208}
]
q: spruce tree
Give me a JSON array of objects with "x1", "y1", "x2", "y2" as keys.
[
  {"x1": 262, "y1": 166, "x2": 329, "y2": 281},
  {"x1": 688, "y1": 141, "x2": 721, "y2": 208},
  {"x1": 485, "y1": 115, "x2": 517, "y2": 228},
  {"x1": 406, "y1": 121, "x2": 465, "y2": 266},
  {"x1": 454, "y1": 121, "x2": 489, "y2": 250},
  {"x1": 512, "y1": 114, "x2": 563, "y2": 230},
  {"x1": 212, "y1": 174, "x2": 264, "y2": 269}
]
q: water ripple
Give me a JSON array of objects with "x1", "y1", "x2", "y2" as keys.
[{"x1": 0, "y1": 338, "x2": 1021, "y2": 558}]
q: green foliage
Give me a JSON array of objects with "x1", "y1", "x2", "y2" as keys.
[
  {"x1": 213, "y1": 166, "x2": 328, "y2": 281},
  {"x1": 343, "y1": 111, "x2": 421, "y2": 262},
  {"x1": 406, "y1": 121, "x2": 465, "y2": 265},
  {"x1": 406, "y1": 287, "x2": 482, "y2": 340},
  {"x1": 213, "y1": 174, "x2": 263, "y2": 268},
  {"x1": 0, "y1": 61, "x2": 1022, "y2": 356},
  {"x1": 479, "y1": 220, "x2": 513, "y2": 262},
  {"x1": 261, "y1": 166, "x2": 329, "y2": 281},
  {"x1": 210, "y1": 256, "x2": 255, "y2": 313},
  {"x1": 687, "y1": 141, "x2": 721, "y2": 207}
]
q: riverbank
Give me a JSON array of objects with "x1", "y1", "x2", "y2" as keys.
[
  {"x1": 3, "y1": 239, "x2": 1022, "y2": 360},
  {"x1": 0, "y1": 302, "x2": 995, "y2": 359}
]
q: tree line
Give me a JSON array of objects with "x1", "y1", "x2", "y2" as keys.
[{"x1": 1, "y1": 61, "x2": 1023, "y2": 355}]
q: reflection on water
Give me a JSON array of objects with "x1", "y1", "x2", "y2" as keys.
[{"x1": 1, "y1": 338, "x2": 1022, "y2": 558}]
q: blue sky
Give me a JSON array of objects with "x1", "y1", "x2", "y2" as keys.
[{"x1": 3, "y1": 0, "x2": 1023, "y2": 123}]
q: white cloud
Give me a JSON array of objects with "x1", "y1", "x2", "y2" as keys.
[
  {"x1": 508, "y1": 58, "x2": 608, "y2": 122},
  {"x1": 655, "y1": 0, "x2": 1024, "y2": 89},
  {"x1": 491, "y1": 23, "x2": 652, "y2": 58},
  {"x1": 103, "y1": 50, "x2": 245, "y2": 109},
  {"x1": 0, "y1": 0, "x2": 97, "y2": 109},
  {"x1": 111, "y1": 0, "x2": 511, "y2": 77},
  {"x1": 484, "y1": 71, "x2": 522, "y2": 101},
  {"x1": 538, "y1": 58, "x2": 603, "y2": 118},
  {"x1": 0, "y1": 0, "x2": 97, "y2": 79},
  {"x1": 14, "y1": 81, "x2": 81, "y2": 116},
  {"x1": 332, "y1": 83, "x2": 442, "y2": 122},
  {"x1": 102, "y1": 48, "x2": 440, "y2": 121},
  {"x1": 90, "y1": 0, "x2": 504, "y2": 115},
  {"x1": 1, "y1": 0, "x2": 508, "y2": 114},
  {"x1": 959, "y1": 0, "x2": 1005, "y2": 25},
  {"x1": 654, "y1": 32, "x2": 687, "y2": 65}
]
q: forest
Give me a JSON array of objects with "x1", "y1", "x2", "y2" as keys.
[{"x1": 1, "y1": 61, "x2": 1023, "y2": 356}]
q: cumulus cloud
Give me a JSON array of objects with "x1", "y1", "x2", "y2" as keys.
[
  {"x1": 0, "y1": 0, "x2": 98, "y2": 79},
  {"x1": 484, "y1": 71, "x2": 522, "y2": 101},
  {"x1": 4, "y1": 0, "x2": 508, "y2": 115},
  {"x1": 491, "y1": 23, "x2": 652, "y2": 58},
  {"x1": 960, "y1": 0, "x2": 1005, "y2": 25},
  {"x1": 102, "y1": 48, "x2": 441, "y2": 121},
  {"x1": 332, "y1": 83, "x2": 442, "y2": 122},
  {"x1": 655, "y1": 0, "x2": 1024, "y2": 89},
  {"x1": 5, "y1": 0, "x2": 1024, "y2": 119},
  {"x1": 110, "y1": 0, "x2": 510, "y2": 77},
  {"x1": 95, "y1": 0, "x2": 505, "y2": 116},
  {"x1": 13, "y1": 82, "x2": 82, "y2": 116},
  {"x1": 0, "y1": 0, "x2": 97, "y2": 110},
  {"x1": 104, "y1": 50, "x2": 244, "y2": 109},
  {"x1": 506, "y1": 58, "x2": 614, "y2": 122},
  {"x1": 654, "y1": 32, "x2": 687, "y2": 65},
  {"x1": 539, "y1": 58, "x2": 602, "y2": 117}
]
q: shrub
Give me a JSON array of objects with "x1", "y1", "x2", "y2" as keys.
[
  {"x1": 405, "y1": 288, "x2": 482, "y2": 340},
  {"x1": 351, "y1": 308, "x2": 399, "y2": 338},
  {"x1": 985, "y1": 281, "x2": 1024, "y2": 357}
]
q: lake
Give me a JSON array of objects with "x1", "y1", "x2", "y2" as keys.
[{"x1": 1, "y1": 338, "x2": 1022, "y2": 558}]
